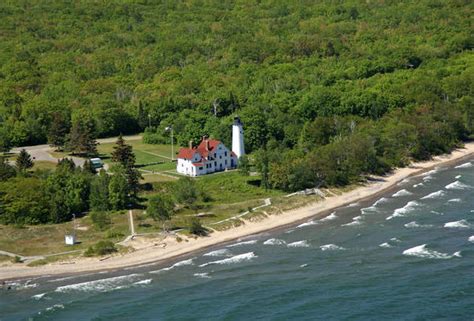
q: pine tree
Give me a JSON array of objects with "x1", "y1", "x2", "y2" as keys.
[
  {"x1": 48, "y1": 112, "x2": 70, "y2": 151},
  {"x1": 16, "y1": 149, "x2": 33, "y2": 172},
  {"x1": 137, "y1": 101, "x2": 149, "y2": 130},
  {"x1": 67, "y1": 118, "x2": 97, "y2": 156},
  {"x1": 111, "y1": 134, "x2": 135, "y2": 167},
  {"x1": 0, "y1": 156, "x2": 16, "y2": 181}
]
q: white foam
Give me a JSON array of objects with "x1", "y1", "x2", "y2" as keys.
[
  {"x1": 390, "y1": 237, "x2": 402, "y2": 243},
  {"x1": 320, "y1": 244, "x2": 345, "y2": 251},
  {"x1": 403, "y1": 244, "x2": 460, "y2": 259},
  {"x1": 445, "y1": 180, "x2": 472, "y2": 190},
  {"x1": 455, "y1": 175, "x2": 462, "y2": 179},
  {"x1": 319, "y1": 212, "x2": 338, "y2": 222},
  {"x1": 422, "y1": 169, "x2": 438, "y2": 177},
  {"x1": 392, "y1": 189, "x2": 413, "y2": 197},
  {"x1": 386, "y1": 201, "x2": 421, "y2": 220},
  {"x1": 150, "y1": 258, "x2": 194, "y2": 273},
  {"x1": 413, "y1": 183, "x2": 424, "y2": 188},
  {"x1": 55, "y1": 274, "x2": 142, "y2": 293},
  {"x1": 194, "y1": 273, "x2": 211, "y2": 279},
  {"x1": 423, "y1": 175, "x2": 433, "y2": 182},
  {"x1": 45, "y1": 304, "x2": 64, "y2": 312},
  {"x1": 379, "y1": 242, "x2": 392, "y2": 248},
  {"x1": 134, "y1": 279, "x2": 152, "y2": 286},
  {"x1": 404, "y1": 221, "x2": 432, "y2": 229},
  {"x1": 297, "y1": 220, "x2": 318, "y2": 228},
  {"x1": 421, "y1": 190, "x2": 446, "y2": 200},
  {"x1": 455, "y1": 162, "x2": 473, "y2": 169},
  {"x1": 203, "y1": 249, "x2": 232, "y2": 257},
  {"x1": 300, "y1": 264, "x2": 308, "y2": 268},
  {"x1": 447, "y1": 198, "x2": 462, "y2": 203},
  {"x1": 227, "y1": 240, "x2": 258, "y2": 247},
  {"x1": 199, "y1": 252, "x2": 257, "y2": 267},
  {"x1": 346, "y1": 202, "x2": 360, "y2": 208},
  {"x1": 32, "y1": 293, "x2": 47, "y2": 300},
  {"x1": 444, "y1": 219, "x2": 471, "y2": 229},
  {"x1": 263, "y1": 238, "x2": 286, "y2": 246},
  {"x1": 468, "y1": 236, "x2": 474, "y2": 242},
  {"x1": 287, "y1": 240, "x2": 310, "y2": 248}
]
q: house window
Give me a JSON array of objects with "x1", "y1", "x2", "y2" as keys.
[
  {"x1": 214, "y1": 161, "x2": 217, "y2": 166},
  {"x1": 219, "y1": 155, "x2": 222, "y2": 159},
  {"x1": 225, "y1": 151, "x2": 227, "y2": 156},
  {"x1": 199, "y1": 167, "x2": 203, "y2": 170},
  {"x1": 225, "y1": 160, "x2": 227, "y2": 165}
]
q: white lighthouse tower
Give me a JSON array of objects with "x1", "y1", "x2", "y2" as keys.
[{"x1": 232, "y1": 116, "x2": 245, "y2": 159}]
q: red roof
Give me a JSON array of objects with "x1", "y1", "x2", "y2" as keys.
[
  {"x1": 196, "y1": 139, "x2": 221, "y2": 158},
  {"x1": 191, "y1": 162, "x2": 205, "y2": 167},
  {"x1": 177, "y1": 148, "x2": 196, "y2": 160}
]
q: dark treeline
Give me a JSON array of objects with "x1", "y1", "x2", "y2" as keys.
[{"x1": 0, "y1": 0, "x2": 472, "y2": 151}]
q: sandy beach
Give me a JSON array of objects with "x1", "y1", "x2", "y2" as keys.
[{"x1": 1, "y1": 142, "x2": 474, "y2": 281}]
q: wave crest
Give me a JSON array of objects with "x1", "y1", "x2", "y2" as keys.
[
  {"x1": 444, "y1": 219, "x2": 471, "y2": 229},
  {"x1": 320, "y1": 244, "x2": 345, "y2": 251},
  {"x1": 403, "y1": 244, "x2": 460, "y2": 259},
  {"x1": 392, "y1": 189, "x2": 413, "y2": 197},
  {"x1": 263, "y1": 238, "x2": 286, "y2": 245},
  {"x1": 445, "y1": 180, "x2": 472, "y2": 190},
  {"x1": 287, "y1": 240, "x2": 310, "y2": 248},
  {"x1": 199, "y1": 252, "x2": 257, "y2": 267}
]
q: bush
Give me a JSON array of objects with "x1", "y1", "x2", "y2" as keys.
[
  {"x1": 12, "y1": 256, "x2": 22, "y2": 263},
  {"x1": 189, "y1": 218, "x2": 208, "y2": 236},
  {"x1": 84, "y1": 241, "x2": 117, "y2": 257},
  {"x1": 105, "y1": 229, "x2": 125, "y2": 239},
  {"x1": 90, "y1": 211, "x2": 112, "y2": 231}
]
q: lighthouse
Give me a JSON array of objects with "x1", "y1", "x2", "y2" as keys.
[{"x1": 232, "y1": 116, "x2": 245, "y2": 159}]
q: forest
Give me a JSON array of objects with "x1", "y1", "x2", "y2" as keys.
[{"x1": 0, "y1": 1, "x2": 473, "y2": 195}]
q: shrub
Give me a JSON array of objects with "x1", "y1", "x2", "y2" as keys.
[
  {"x1": 84, "y1": 241, "x2": 117, "y2": 257},
  {"x1": 90, "y1": 211, "x2": 111, "y2": 231},
  {"x1": 189, "y1": 218, "x2": 208, "y2": 236},
  {"x1": 105, "y1": 230, "x2": 125, "y2": 239}
]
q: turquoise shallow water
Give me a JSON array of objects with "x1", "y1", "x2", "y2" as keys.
[{"x1": 1, "y1": 159, "x2": 474, "y2": 321}]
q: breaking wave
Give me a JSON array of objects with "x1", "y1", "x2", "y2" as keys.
[
  {"x1": 300, "y1": 263, "x2": 308, "y2": 268},
  {"x1": 403, "y1": 244, "x2": 461, "y2": 259},
  {"x1": 423, "y1": 175, "x2": 433, "y2": 182},
  {"x1": 149, "y1": 258, "x2": 194, "y2": 274},
  {"x1": 379, "y1": 242, "x2": 392, "y2": 248},
  {"x1": 227, "y1": 240, "x2": 258, "y2": 247},
  {"x1": 413, "y1": 182, "x2": 424, "y2": 188},
  {"x1": 342, "y1": 215, "x2": 363, "y2": 226},
  {"x1": 346, "y1": 202, "x2": 360, "y2": 208},
  {"x1": 320, "y1": 244, "x2": 345, "y2": 251},
  {"x1": 319, "y1": 212, "x2": 338, "y2": 222},
  {"x1": 421, "y1": 190, "x2": 446, "y2": 200},
  {"x1": 468, "y1": 236, "x2": 474, "y2": 243},
  {"x1": 297, "y1": 220, "x2": 317, "y2": 228},
  {"x1": 203, "y1": 249, "x2": 232, "y2": 257},
  {"x1": 44, "y1": 304, "x2": 65, "y2": 312},
  {"x1": 32, "y1": 293, "x2": 47, "y2": 300},
  {"x1": 445, "y1": 180, "x2": 472, "y2": 190},
  {"x1": 55, "y1": 274, "x2": 143, "y2": 293},
  {"x1": 199, "y1": 252, "x2": 257, "y2": 267},
  {"x1": 386, "y1": 201, "x2": 421, "y2": 220},
  {"x1": 263, "y1": 238, "x2": 286, "y2": 246},
  {"x1": 194, "y1": 273, "x2": 211, "y2": 279},
  {"x1": 287, "y1": 240, "x2": 310, "y2": 248},
  {"x1": 392, "y1": 189, "x2": 413, "y2": 197},
  {"x1": 134, "y1": 279, "x2": 152, "y2": 286},
  {"x1": 455, "y1": 162, "x2": 473, "y2": 169},
  {"x1": 455, "y1": 175, "x2": 462, "y2": 179},
  {"x1": 404, "y1": 221, "x2": 433, "y2": 229},
  {"x1": 444, "y1": 219, "x2": 471, "y2": 229},
  {"x1": 447, "y1": 198, "x2": 462, "y2": 203}
]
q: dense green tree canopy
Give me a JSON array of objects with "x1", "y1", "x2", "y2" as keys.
[{"x1": 0, "y1": 1, "x2": 471, "y2": 151}]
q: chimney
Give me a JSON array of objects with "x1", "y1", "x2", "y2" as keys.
[
  {"x1": 203, "y1": 135, "x2": 210, "y2": 151},
  {"x1": 189, "y1": 140, "x2": 193, "y2": 149}
]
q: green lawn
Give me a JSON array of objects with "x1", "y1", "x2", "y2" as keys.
[{"x1": 97, "y1": 141, "x2": 175, "y2": 166}]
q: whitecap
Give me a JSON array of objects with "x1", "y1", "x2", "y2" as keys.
[
  {"x1": 203, "y1": 249, "x2": 232, "y2": 257},
  {"x1": 423, "y1": 175, "x2": 433, "y2": 182},
  {"x1": 32, "y1": 293, "x2": 47, "y2": 300},
  {"x1": 300, "y1": 264, "x2": 308, "y2": 268},
  {"x1": 455, "y1": 175, "x2": 462, "y2": 179},
  {"x1": 390, "y1": 237, "x2": 402, "y2": 243},
  {"x1": 379, "y1": 242, "x2": 393, "y2": 248},
  {"x1": 45, "y1": 304, "x2": 65, "y2": 312},
  {"x1": 194, "y1": 273, "x2": 211, "y2": 279},
  {"x1": 423, "y1": 169, "x2": 438, "y2": 176},
  {"x1": 319, "y1": 212, "x2": 338, "y2": 222},
  {"x1": 227, "y1": 240, "x2": 258, "y2": 247},
  {"x1": 386, "y1": 201, "x2": 421, "y2": 220},
  {"x1": 444, "y1": 219, "x2": 471, "y2": 229},
  {"x1": 150, "y1": 259, "x2": 194, "y2": 273},
  {"x1": 320, "y1": 244, "x2": 345, "y2": 251},
  {"x1": 445, "y1": 180, "x2": 472, "y2": 190},
  {"x1": 134, "y1": 279, "x2": 152, "y2": 286},
  {"x1": 392, "y1": 189, "x2": 413, "y2": 197},
  {"x1": 404, "y1": 221, "x2": 433, "y2": 228},
  {"x1": 455, "y1": 162, "x2": 473, "y2": 169},
  {"x1": 199, "y1": 252, "x2": 257, "y2": 267},
  {"x1": 287, "y1": 240, "x2": 310, "y2": 248},
  {"x1": 263, "y1": 238, "x2": 286, "y2": 246},
  {"x1": 447, "y1": 198, "x2": 462, "y2": 203},
  {"x1": 346, "y1": 202, "x2": 359, "y2": 208},
  {"x1": 297, "y1": 220, "x2": 318, "y2": 228},
  {"x1": 402, "y1": 244, "x2": 459, "y2": 259},
  {"x1": 468, "y1": 236, "x2": 474, "y2": 242},
  {"x1": 421, "y1": 190, "x2": 446, "y2": 200},
  {"x1": 55, "y1": 274, "x2": 143, "y2": 293},
  {"x1": 413, "y1": 183, "x2": 424, "y2": 188}
]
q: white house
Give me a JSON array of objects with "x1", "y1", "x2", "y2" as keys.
[{"x1": 177, "y1": 137, "x2": 238, "y2": 177}]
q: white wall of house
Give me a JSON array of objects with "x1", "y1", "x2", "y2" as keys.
[{"x1": 177, "y1": 143, "x2": 237, "y2": 177}]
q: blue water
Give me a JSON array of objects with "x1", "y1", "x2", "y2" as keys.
[{"x1": 1, "y1": 159, "x2": 474, "y2": 321}]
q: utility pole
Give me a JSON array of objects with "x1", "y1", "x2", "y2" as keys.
[{"x1": 165, "y1": 126, "x2": 174, "y2": 161}]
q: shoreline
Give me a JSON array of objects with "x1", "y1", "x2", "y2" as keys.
[{"x1": 1, "y1": 142, "x2": 474, "y2": 281}]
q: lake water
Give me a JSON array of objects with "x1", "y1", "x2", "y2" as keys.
[{"x1": 1, "y1": 159, "x2": 474, "y2": 320}]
